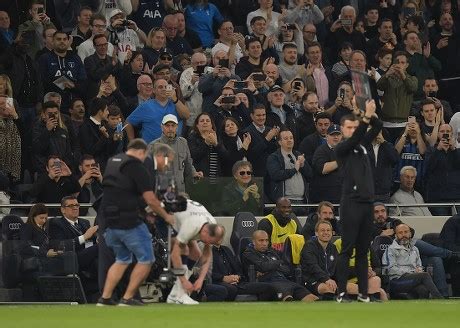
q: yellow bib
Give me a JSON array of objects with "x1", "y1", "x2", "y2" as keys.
[{"x1": 266, "y1": 214, "x2": 298, "y2": 252}]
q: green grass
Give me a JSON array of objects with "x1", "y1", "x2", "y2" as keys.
[{"x1": 1, "y1": 301, "x2": 459, "y2": 327}]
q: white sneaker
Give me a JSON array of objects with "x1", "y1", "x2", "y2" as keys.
[{"x1": 167, "y1": 293, "x2": 199, "y2": 305}]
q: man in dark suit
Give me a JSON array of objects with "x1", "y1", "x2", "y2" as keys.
[
  {"x1": 212, "y1": 242, "x2": 277, "y2": 301},
  {"x1": 242, "y1": 104, "x2": 280, "y2": 177},
  {"x1": 79, "y1": 97, "x2": 118, "y2": 172},
  {"x1": 299, "y1": 112, "x2": 331, "y2": 166},
  {"x1": 49, "y1": 196, "x2": 99, "y2": 276}
]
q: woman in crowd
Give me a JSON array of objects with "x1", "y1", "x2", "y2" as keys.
[
  {"x1": 220, "y1": 117, "x2": 250, "y2": 177},
  {"x1": 0, "y1": 75, "x2": 21, "y2": 183},
  {"x1": 142, "y1": 28, "x2": 167, "y2": 68},
  {"x1": 119, "y1": 51, "x2": 145, "y2": 98},
  {"x1": 221, "y1": 160, "x2": 263, "y2": 216}
]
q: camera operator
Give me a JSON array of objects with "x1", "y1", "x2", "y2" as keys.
[{"x1": 97, "y1": 139, "x2": 174, "y2": 306}]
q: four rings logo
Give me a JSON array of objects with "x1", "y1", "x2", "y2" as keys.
[
  {"x1": 8, "y1": 223, "x2": 22, "y2": 230},
  {"x1": 241, "y1": 221, "x2": 255, "y2": 228}
]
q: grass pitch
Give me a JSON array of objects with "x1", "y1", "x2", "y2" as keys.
[{"x1": 1, "y1": 301, "x2": 459, "y2": 328}]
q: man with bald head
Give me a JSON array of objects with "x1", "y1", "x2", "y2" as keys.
[
  {"x1": 162, "y1": 14, "x2": 193, "y2": 56},
  {"x1": 383, "y1": 223, "x2": 443, "y2": 299},
  {"x1": 425, "y1": 124, "x2": 460, "y2": 215},
  {"x1": 127, "y1": 74, "x2": 154, "y2": 114},
  {"x1": 180, "y1": 52, "x2": 207, "y2": 130},
  {"x1": 258, "y1": 197, "x2": 301, "y2": 252},
  {"x1": 242, "y1": 230, "x2": 318, "y2": 302}
]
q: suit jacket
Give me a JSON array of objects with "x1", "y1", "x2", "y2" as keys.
[{"x1": 48, "y1": 216, "x2": 93, "y2": 252}]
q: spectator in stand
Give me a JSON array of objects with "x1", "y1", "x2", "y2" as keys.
[
  {"x1": 303, "y1": 42, "x2": 335, "y2": 107},
  {"x1": 105, "y1": 105, "x2": 128, "y2": 154},
  {"x1": 266, "y1": 129, "x2": 312, "y2": 205},
  {"x1": 404, "y1": 31, "x2": 441, "y2": 99},
  {"x1": 184, "y1": 0, "x2": 223, "y2": 48},
  {"x1": 431, "y1": 12, "x2": 460, "y2": 107},
  {"x1": 32, "y1": 101, "x2": 76, "y2": 174},
  {"x1": 162, "y1": 14, "x2": 193, "y2": 56},
  {"x1": 30, "y1": 156, "x2": 81, "y2": 215},
  {"x1": 0, "y1": 11, "x2": 14, "y2": 49},
  {"x1": 35, "y1": 26, "x2": 56, "y2": 60},
  {"x1": 394, "y1": 120, "x2": 427, "y2": 190},
  {"x1": 300, "y1": 220, "x2": 338, "y2": 298},
  {"x1": 78, "y1": 14, "x2": 115, "y2": 64},
  {"x1": 179, "y1": 52, "x2": 206, "y2": 133},
  {"x1": 375, "y1": 47, "x2": 393, "y2": 79},
  {"x1": 199, "y1": 50, "x2": 240, "y2": 111},
  {"x1": 119, "y1": 51, "x2": 145, "y2": 98},
  {"x1": 410, "y1": 78, "x2": 453, "y2": 124},
  {"x1": 246, "y1": 0, "x2": 281, "y2": 36},
  {"x1": 212, "y1": 20, "x2": 246, "y2": 67},
  {"x1": 126, "y1": 78, "x2": 189, "y2": 143},
  {"x1": 365, "y1": 18, "x2": 397, "y2": 68},
  {"x1": 363, "y1": 6, "x2": 379, "y2": 40},
  {"x1": 418, "y1": 99, "x2": 447, "y2": 147},
  {"x1": 383, "y1": 223, "x2": 443, "y2": 299},
  {"x1": 425, "y1": 124, "x2": 460, "y2": 216},
  {"x1": 377, "y1": 51, "x2": 418, "y2": 144},
  {"x1": 295, "y1": 92, "x2": 320, "y2": 144},
  {"x1": 241, "y1": 104, "x2": 279, "y2": 177},
  {"x1": 299, "y1": 111, "x2": 331, "y2": 166},
  {"x1": 265, "y1": 85, "x2": 297, "y2": 143},
  {"x1": 151, "y1": 62, "x2": 184, "y2": 102},
  {"x1": 68, "y1": 98, "x2": 85, "y2": 145},
  {"x1": 187, "y1": 112, "x2": 227, "y2": 181},
  {"x1": 106, "y1": 9, "x2": 146, "y2": 56},
  {"x1": 242, "y1": 230, "x2": 318, "y2": 302},
  {"x1": 220, "y1": 117, "x2": 251, "y2": 177},
  {"x1": 149, "y1": 114, "x2": 202, "y2": 192},
  {"x1": 364, "y1": 130, "x2": 399, "y2": 203},
  {"x1": 278, "y1": 43, "x2": 310, "y2": 94},
  {"x1": 236, "y1": 37, "x2": 269, "y2": 80},
  {"x1": 175, "y1": 11, "x2": 203, "y2": 52},
  {"x1": 130, "y1": 0, "x2": 172, "y2": 34},
  {"x1": 327, "y1": 6, "x2": 366, "y2": 60},
  {"x1": 332, "y1": 42, "x2": 353, "y2": 78},
  {"x1": 274, "y1": 23, "x2": 304, "y2": 59},
  {"x1": 211, "y1": 87, "x2": 252, "y2": 132},
  {"x1": 95, "y1": 74, "x2": 130, "y2": 118},
  {"x1": 84, "y1": 34, "x2": 122, "y2": 100},
  {"x1": 247, "y1": 16, "x2": 279, "y2": 60},
  {"x1": 390, "y1": 166, "x2": 431, "y2": 217},
  {"x1": 95, "y1": 0, "x2": 133, "y2": 23},
  {"x1": 310, "y1": 124, "x2": 343, "y2": 204},
  {"x1": 0, "y1": 94, "x2": 21, "y2": 183},
  {"x1": 285, "y1": 0, "x2": 324, "y2": 28},
  {"x1": 18, "y1": 0, "x2": 56, "y2": 59},
  {"x1": 302, "y1": 23, "x2": 318, "y2": 51},
  {"x1": 327, "y1": 81, "x2": 358, "y2": 125},
  {"x1": 127, "y1": 74, "x2": 154, "y2": 115},
  {"x1": 79, "y1": 98, "x2": 118, "y2": 172},
  {"x1": 70, "y1": 6, "x2": 93, "y2": 50},
  {"x1": 258, "y1": 197, "x2": 301, "y2": 252},
  {"x1": 142, "y1": 28, "x2": 166, "y2": 68},
  {"x1": 301, "y1": 201, "x2": 340, "y2": 240},
  {"x1": 77, "y1": 154, "x2": 103, "y2": 216},
  {"x1": 221, "y1": 160, "x2": 263, "y2": 216},
  {"x1": 38, "y1": 31, "x2": 87, "y2": 113}
]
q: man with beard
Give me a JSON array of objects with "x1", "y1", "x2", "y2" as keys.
[
  {"x1": 301, "y1": 201, "x2": 340, "y2": 240},
  {"x1": 37, "y1": 31, "x2": 86, "y2": 113},
  {"x1": 257, "y1": 197, "x2": 301, "y2": 252},
  {"x1": 383, "y1": 223, "x2": 443, "y2": 299}
]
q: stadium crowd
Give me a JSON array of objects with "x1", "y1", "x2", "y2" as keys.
[{"x1": 1, "y1": 0, "x2": 460, "y2": 303}]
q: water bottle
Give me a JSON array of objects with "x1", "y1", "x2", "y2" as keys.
[
  {"x1": 426, "y1": 264, "x2": 434, "y2": 277},
  {"x1": 248, "y1": 265, "x2": 256, "y2": 282}
]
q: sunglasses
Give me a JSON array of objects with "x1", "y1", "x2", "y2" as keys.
[
  {"x1": 160, "y1": 55, "x2": 173, "y2": 61},
  {"x1": 238, "y1": 171, "x2": 252, "y2": 176}
]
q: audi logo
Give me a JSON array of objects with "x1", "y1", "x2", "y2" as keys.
[
  {"x1": 241, "y1": 221, "x2": 255, "y2": 228},
  {"x1": 8, "y1": 223, "x2": 22, "y2": 230}
]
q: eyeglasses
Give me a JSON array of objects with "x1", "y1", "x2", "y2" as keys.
[
  {"x1": 64, "y1": 204, "x2": 80, "y2": 209},
  {"x1": 238, "y1": 171, "x2": 252, "y2": 176},
  {"x1": 139, "y1": 82, "x2": 153, "y2": 87}
]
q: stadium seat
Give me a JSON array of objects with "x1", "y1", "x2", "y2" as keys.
[
  {"x1": 1, "y1": 215, "x2": 24, "y2": 289},
  {"x1": 230, "y1": 212, "x2": 258, "y2": 257}
]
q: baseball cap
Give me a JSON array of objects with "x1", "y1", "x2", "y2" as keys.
[
  {"x1": 109, "y1": 9, "x2": 125, "y2": 19},
  {"x1": 327, "y1": 124, "x2": 341, "y2": 135},
  {"x1": 269, "y1": 85, "x2": 284, "y2": 93},
  {"x1": 162, "y1": 114, "x2": 178, "y2": 125}
]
